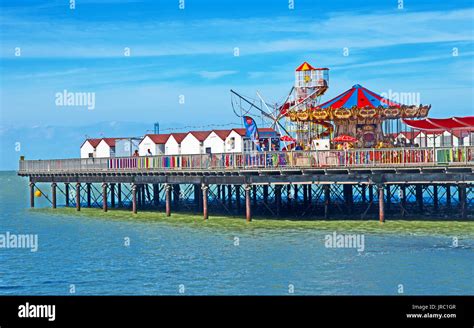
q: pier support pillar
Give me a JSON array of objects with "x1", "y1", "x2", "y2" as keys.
[
  {"x1": 303, "y1": 185, "x2": 308, "y2": 207},
  {"x1": 263, "y1": 185, "x2": 268, "y2": 205},
  {"x1": 132, "y1": 184, "x2": 137, "y2": 214},
  {"x1": 459, "y1": 184, "x2": 467, "y2": 220},
  {"x1": 446, "y1": 184, "x2": 451, "y2": 209},
  {"x1": 117, "y1": 183, "x2": 122, "y2": 207},
  {"x1": 65, "y1": 183, "x2": 70, "y2": 207},
  {"x1": 137, "y1": 185, "x2": 141, "y2": 207},
  {"x1": 136, "y1": 185, "x2": 141, "y2": 207},
  {"x1": 361, "y1": 184, "x2": 367, "y2": 204},
  {"x1": 433, "y1": 184, "x2": 438, "y2": 211},
  {"x1": 198, "y1": 185, "x2": 203, "y2": 211},
  {"x1": 29, "y1": 182, "x2": 35, "y2": 208},
  {"x1": 308, "y1": 184, "x2": 312, "y2": 205},
  {"x1": 110, "y1": 183, "x2": 115, "y2": 208},
  {"x1": 386, "y1": 185, "x2": 391, "y2": 212},
  {"x1": 165, "y1": 184, "x2": 171, "y2": 217},
  {"x1": 202, "y1": 184, "x2": 209, "y2": 220},
  {"x1": 153, "y1": 184, "x2": 159, "y2": 207},
  {"x1": 236, "y1": 185, "x2": 241, "y2": 212},
  {"x1": 102, "y1": 183, "x2": 108, "y2": 212},
  {"x1": 173, "y1": 184, "x2": 180, "y2": 208},
  {"x1": 378, "y1": 185, "x2": 385, "y2": 223},
  {"x1": 227, "y1": 185, "x2": 232, "y2": 208},
  {"x1": 275, "y1": 185, "x2": 282, "y2": 217},
  {"x1": 252, "y1": 185, "x2": 257, "y2": 206},
  {"x1": 343, "y1": 184, "x2": 353, "y2": 213},
  {"x1": 51, "y1": 183, "x2": 57, "y2": 209},
  {"x1": 193, "y1": 184, "x2": 200, "y2": 208},
  {"x1": 415, "y1": 184, "x2": 423, "y2": 213},
  {"x1": 287, "y1": 185, "x2": 292, "y2": 210},
  {"x1": 245, "y1": 184, "x2": 252, "y2": 222},
  {"x1": 86, "y1": 183, "x2": 91, "y2": 208},
  {"x1": 368, "y1": 184, "x2": 374, "y2": 204},
  {"x1": 324, "y1": 184, "x2": 330, "y2": 219},
  {"x1": 141, "y1": 185, "x2": 146, "y2": 206},
  {"x1": 294, "y1": 185, "x2": 299, "y2": 205},
  {"x1": 75, "y1": 183, "x2": 81, "y2": 211},
  {"x1": 400, "y1": 184, "x2": 406, "y2": 217}
]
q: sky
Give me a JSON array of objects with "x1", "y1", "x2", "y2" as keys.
[{"x1": 0, "y1": 0, "x2": 473, "y2": 169}]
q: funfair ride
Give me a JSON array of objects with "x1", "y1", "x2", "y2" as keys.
[
  {"x1": 278, "y1": 62, "x2": 331, "y2": 148},
  {"x1": 231, "y1": 61, "x2": 330, "y2": 149},
  {"x1": 315, "y1": 84, "x2": 431, "y2": 148},
  {"x1": 231, "y1": 61, "x2": 431, "y2": 149}
]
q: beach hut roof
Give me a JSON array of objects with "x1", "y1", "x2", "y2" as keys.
[
  {"x1": 230, "y1": 128, "x2": 247, "y2": 136},
  {"x1": 167, "y1": 133, "x2": 188, "y2": 143},
  {"x1": 143, "y1": 134, "x2": 171, "y2": 144},
  {"x1": 81, "y1": 138, "x2": 102, "y2": 148},
  {"x1": 188, "y1": 131, "x2": 212, "y2": 142},
  {"x1": 211, "y1": 129, "x2": 232, "y2": 140},
  {"x1": 100, "y1": 138, "x2": 124, "y2": 147}
]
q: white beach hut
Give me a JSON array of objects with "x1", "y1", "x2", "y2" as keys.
[
  {"x1": 80, "y1": 138, "x2": 102, "y2": 158},
  {"x1": 138, "y1": 134, "x2": 170, "y2": 156},
  {"x1": 180, "y1": 131, "x2": 211, "y2": 155},
  {"x1": 164, "y1": 133, "x2": 187, "y2": 155},
  {"x1": 225, "y1": 128, "x2": 246, "y2": 153},
  {"x1": 95, "y1": 138, "x2": 122, "y2": 158},
  {"x1": 203, "y1": 130, "x2": 230, "y2": 154}
]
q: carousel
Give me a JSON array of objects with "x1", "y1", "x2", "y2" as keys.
[
  {"x1": 230, "y1": 61, "x2": 432, "y2": 150},
  {"x1": 309, "y1": 83, "x2": 431, "y2": 149}
]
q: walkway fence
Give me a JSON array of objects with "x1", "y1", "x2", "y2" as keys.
[{"x1": 19, "y1": 146, "x2": 474, "y2": 173}]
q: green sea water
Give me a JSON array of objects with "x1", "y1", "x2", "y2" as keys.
[{"x1": 39, "y1": 207, "x2": 474, "y2": 237}]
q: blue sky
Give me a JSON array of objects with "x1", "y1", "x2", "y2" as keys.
[{"x1": 0, "y1": 0, "x2": 473, "y2": 168}]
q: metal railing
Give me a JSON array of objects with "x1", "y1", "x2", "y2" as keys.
[{"x1": 18, "y1": 146, "x2": 474, "y2": 174}]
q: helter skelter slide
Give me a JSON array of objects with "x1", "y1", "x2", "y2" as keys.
[{"x1": 231, "y1": 61, "x2": 331, "y2": 149}]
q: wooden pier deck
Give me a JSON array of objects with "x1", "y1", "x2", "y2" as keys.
[{"x1": 19, "y1": 147, "x2": 474, "y2": 221}]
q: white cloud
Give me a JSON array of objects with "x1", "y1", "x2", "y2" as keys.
[{"x1": 197, "y1": 70, "x2": 238, "y2": 79}]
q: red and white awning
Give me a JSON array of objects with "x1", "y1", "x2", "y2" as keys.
[{"x1": 402, "y1": 116, "x2": 474, "y2": 132}]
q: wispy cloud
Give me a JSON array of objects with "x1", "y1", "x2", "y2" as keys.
[
  {"x1": 197, "y1": 70, "x2": 237, "y2": 79},
  {"x1": 332, "y1": 51, "x2": 474, "y2": 70},
  {"x1": 1, "y1": 8, "x2": 472, "y2": 58}
]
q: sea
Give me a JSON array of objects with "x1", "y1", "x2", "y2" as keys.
[{"x1": 0, "y1": 171, "x2": 473, "y2": 295}]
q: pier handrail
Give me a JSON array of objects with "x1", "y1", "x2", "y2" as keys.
[{"x1": 18, "y1": 146, "x2": 474, "y2": 174}]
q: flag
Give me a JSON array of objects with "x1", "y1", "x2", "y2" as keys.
[{"x1": 243, "y1": 116, "x2": 261, "y2": 151}]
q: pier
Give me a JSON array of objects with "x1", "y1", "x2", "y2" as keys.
[{"x1": 19, "y1": 146, "x2": 474, "y2": 222}]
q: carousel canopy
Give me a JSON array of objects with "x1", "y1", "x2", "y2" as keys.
[
  {"x1": 402, "y1": 116, "x2": 474, "y2": 132},
  {"x1": 319, "y1": 84, "x2": 401, "y2": 109}
]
